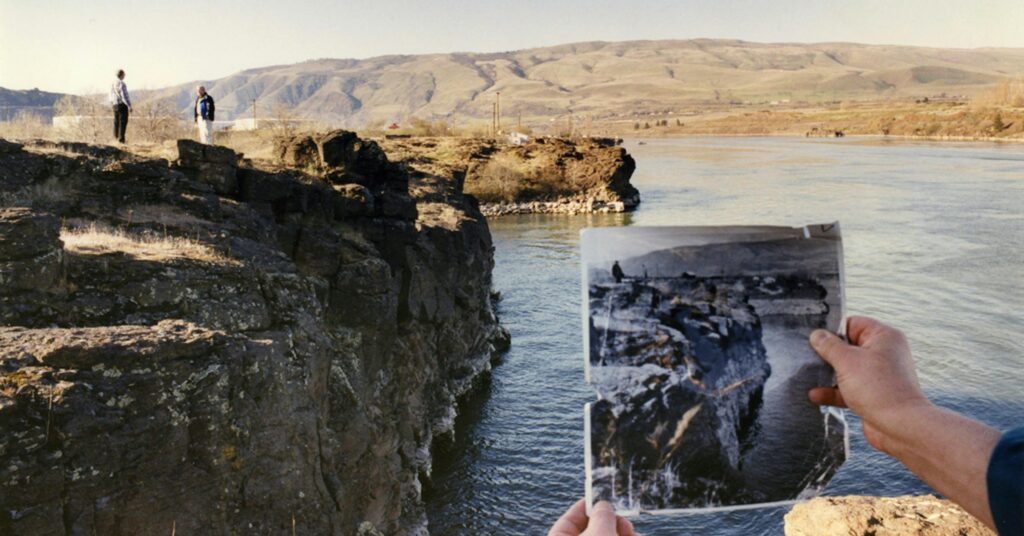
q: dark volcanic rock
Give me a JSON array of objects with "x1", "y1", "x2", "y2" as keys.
[
  {"x1": 174, "y1": 139, "x2": 239, "y2": 195},
  {"x1": 0, "y1": 136, "x2": 507, "y2": 535},
  {"x1": 588, "y1": 278, "x2": 771, "y2": 509},
  {"x1": 378, "y1": 136, "x2": 641, "y2": 216}
]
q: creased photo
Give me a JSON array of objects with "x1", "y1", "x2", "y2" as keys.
[{"x1": 582, "y1": 224, "x2": 848, "y2": 514}]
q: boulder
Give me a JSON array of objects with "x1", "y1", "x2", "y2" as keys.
[
  {"x1": 174, "y1": 139, "x2": 238, "y2": 195},
  {"x1": 276, "y1": 135, "x2": 319, "y2": 169},
  {"x1": 317, "y1": 130, "x2": 390, "y2": 180},
  {"x1": 785, "y1": 495, "x2": 994, "y2": 535}
]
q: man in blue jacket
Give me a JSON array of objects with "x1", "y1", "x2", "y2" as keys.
[{"x1": 194, "y1": 86, "x2": 215, "y2": 144}]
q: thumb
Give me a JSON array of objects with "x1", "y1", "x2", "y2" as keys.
[
  {"x1": 809, "y1": 329, "x2": 854, "y2": 371},
  {"x1": 587, "y1": 502, "x2": 618, "y2": 534}
]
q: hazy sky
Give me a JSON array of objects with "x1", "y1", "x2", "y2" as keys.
[{"x1": 2, "y1": 0, "x2": 1023, "y2": 94}]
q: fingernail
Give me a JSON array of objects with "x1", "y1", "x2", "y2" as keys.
[
  {"x1": 810, "y1": 329, "x2": 831, "y2": 348},
  {"x1": 593, "y1": 501, "x2": 614, "y2": 513}
]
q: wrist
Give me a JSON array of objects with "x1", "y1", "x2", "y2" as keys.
[{"x1": 869, "y1": 397, "x2": 939, "y2": 457}]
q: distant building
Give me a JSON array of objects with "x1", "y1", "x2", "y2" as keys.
[{"x1": 507, "y1": 131, "x2": 529, "y2": 145}]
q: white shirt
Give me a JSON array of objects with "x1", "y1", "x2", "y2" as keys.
[{"x1": 109, "y1": 79, "x2": 131, "y2": 107}]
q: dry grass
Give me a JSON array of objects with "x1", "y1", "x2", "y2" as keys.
[
  {"x1": 603, "y1": 100, "x2": 1024, "y2": 140},
  {"x1": 60, "y1": 223, "x2": 236, "y2": 264},
  {"x1": 0, "y1": 111, "x2": 52, "y2": 140},
  {"x1": 465, "y1": 152, "x2": 571, "y2": 203}
]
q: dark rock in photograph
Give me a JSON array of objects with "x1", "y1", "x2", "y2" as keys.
[{"x1": 582, "y1": 225, "x2": 847, "y2": 513}]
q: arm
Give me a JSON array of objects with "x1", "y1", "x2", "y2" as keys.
[
  {"x1": 121, "y1": 81, "x2": 132, "y2": 111},
  {"x1": 809, "y1": 317, "x2": 1002, "y2": 530}
]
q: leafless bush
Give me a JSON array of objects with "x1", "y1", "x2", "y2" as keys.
[
  {"x1": 132, "y1": 100, "x2": 191, "y2": 143},
  {"x1": 52, "y1": 95, "x2": 109, "y2": 142},
  {"x1": 465, "y1": 152, "x2": 570, "y2": 203}
]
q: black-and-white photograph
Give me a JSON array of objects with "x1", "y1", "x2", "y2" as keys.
[{"x1": 582, "y1": 224, "x2": 848, "y2": 514}]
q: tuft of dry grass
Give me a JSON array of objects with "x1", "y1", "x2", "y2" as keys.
[
  {"x1": 60, "y1": 223, "x2": 236, "y2": 264},
  {"x1": 465, "y1": 152, "x2": 572, "y2": 203},
  {"x1": 0, "y1": 111, "x2": 52, "y2": 140}
]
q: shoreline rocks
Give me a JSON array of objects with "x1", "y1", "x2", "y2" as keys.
[
  {"x1": 785, "y1": 495, "x2": 994, "y2": 535},
  {"x1": 0, "y1": 132, "x2": 508, "y2": 535},
  {"x1": 377, "y1": 136, "x2": 640, "y2": 217}
]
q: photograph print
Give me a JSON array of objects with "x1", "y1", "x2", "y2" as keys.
[{"x1": 582, "y1": 223, "x2": 849, "y2": 514}]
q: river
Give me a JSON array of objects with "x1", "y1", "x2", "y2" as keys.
[{"x1": 424, "y1": 137, "x2": 1024, "y2": 535}]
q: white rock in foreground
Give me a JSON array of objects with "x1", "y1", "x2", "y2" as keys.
[{"x1": 785, "y1": 495, "x2": 994, "y2": 536}]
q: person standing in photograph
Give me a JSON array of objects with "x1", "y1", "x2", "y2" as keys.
[
  {"x1": 109, "y1": 69, "x2": 131, "y2": 144},
  {"x1": 194, "y1": 86, "x2": 215, "y2": 144}
]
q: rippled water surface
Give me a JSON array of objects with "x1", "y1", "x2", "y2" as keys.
[{"x1": 424, "y1": 137, "x2": 1024, "y2": 535}]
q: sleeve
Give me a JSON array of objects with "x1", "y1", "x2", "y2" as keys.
[
  {"x1": 988, "y1": 426, "x2": 1024, "y2": 536},
  {"x1": 122, "y1": 82, "x2": 132, "y2": 107}
]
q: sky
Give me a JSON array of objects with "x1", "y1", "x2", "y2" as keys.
[{"x1": 2, "y1": 0, "x2": 1023, "y2": 94}]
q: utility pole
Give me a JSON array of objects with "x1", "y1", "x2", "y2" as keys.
[
  {"x1": 251, "y1": 98, "x2": 257, "y2": 129},
  {"x1": 518, "y1": 110, "x2": 522, "y2": 131},
  {"x1": 491, "y1": 102, "x2": 497, "y2": 137},
  {"x1": 495, "y1": 91, "x2": 501, "y2": 134}
]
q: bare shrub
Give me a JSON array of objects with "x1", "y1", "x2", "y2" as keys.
[
  {"x1": 52, "y1": 95, "x2": 109, "y2": 142},
  {"x1": 132, "y1": 100, "x2": 190, "y2": 143},
  {"x1": 465, "y1": 152, "x2": 570, "y2": 203}
]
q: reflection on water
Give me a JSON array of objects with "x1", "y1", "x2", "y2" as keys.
[{"x1": 424, "y1": 137, "x2": 1024, "y2": 535}]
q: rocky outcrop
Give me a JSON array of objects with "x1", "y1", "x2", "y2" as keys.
[
  {"x1": 785, "y1": 495, "x2": 994, "y2": 535},
  {"x1": 0, "y1": 133, "x2": 508, "y2": 535},
  {"x1": 377, "y1": 136, "x2": 640, "y2": 216},
  {"x1": 587, "y1": 278, "x2": 772, "y2": 510}
]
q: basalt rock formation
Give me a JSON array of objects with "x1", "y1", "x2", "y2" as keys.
[
  {"x1": 376, "y1": 136, "x2": 640, "y2": 216},
  {"x1": 0, "y1": 133, "x2": 508, "y2": 535},
  {"x1": 785, "y1": 495, "x2": 994, "y2": 535},
  {"x1": 587, "y1": 277, "x2": 772, "y2": 509}
]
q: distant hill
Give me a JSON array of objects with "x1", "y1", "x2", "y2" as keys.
[
  {"x1": 135, "y1": 40, "x2": 1024, "y2": 127},
  {"x1": 0, "y1": 87, "x2": 69, "y2": 121}
]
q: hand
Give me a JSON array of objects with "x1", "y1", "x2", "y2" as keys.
[
  {"x1": 808, "y1": 316, "x2": 932, "y2": 454},
  {"x1": 128, "y1": 106, "x2": 133, "y2": 113},
  {"x1": 549, "y1": 500, "x2": 638, "y2": 536}
]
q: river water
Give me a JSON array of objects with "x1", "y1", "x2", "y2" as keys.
[{"x1": 424, "y1": 137, "x2": 1024, "y2": 535}]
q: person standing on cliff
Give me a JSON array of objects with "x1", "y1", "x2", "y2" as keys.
[
  {"x1": 109, "y1": 69, "x2": 131, "y2": 144},
  {"x1": 194, "y1": 86, "x2": 215, "y2": 144},
  {"x1": 611, "y1": 261, "x2": 624, "y2": 283}
]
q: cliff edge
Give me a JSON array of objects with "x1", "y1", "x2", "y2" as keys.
[{"x1": 0, "y1": 133, "x2": 508, "y2": 535}]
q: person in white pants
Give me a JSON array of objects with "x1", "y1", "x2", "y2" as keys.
[{"x1": 194, "y1": 86, "x2": 215, "y2": 144}]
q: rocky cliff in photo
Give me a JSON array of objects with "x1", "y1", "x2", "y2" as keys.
[
  {"x1": 376, "y1": 136, "x2": 640, "y2": 216},
  {"x1": 0, "y1": 133, "x2": 508, "y2": 535}
]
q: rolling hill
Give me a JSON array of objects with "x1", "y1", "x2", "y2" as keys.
[{"x1": 137, "y1": 39, "x2": 1024, "y2": 127}]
